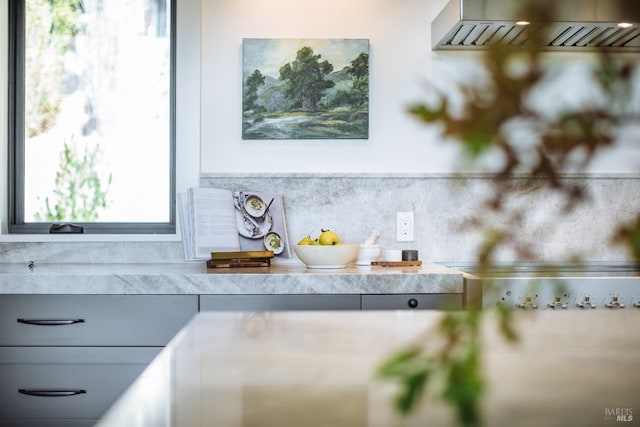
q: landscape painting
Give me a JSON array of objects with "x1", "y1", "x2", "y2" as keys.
[{"x1": 242, "y1": 38, "x2": 369, "y2": 140}]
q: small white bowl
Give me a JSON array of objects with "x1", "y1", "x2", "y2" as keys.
[
  {"x1": 383, "y1": 249, "x2": 403, "y2": 262},
  {"x1": 356, "y1": 244, "x2": 380, "y2": 266},
  {"x1": 264, "y1": 232, "x2": 284, "y2": 255},
  {"x1": 293, "y1": 244, "x2": 359, "y2": 269},
  {"x1": 244, "y1": 195, "x2": 266, "y2": 217}
]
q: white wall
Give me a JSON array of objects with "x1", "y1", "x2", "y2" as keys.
[
  {"x1": 199, "y1": 0, "x2": 640, "y2": 174},
  {"x1": 199, "y1": 0, "x2": 464, "y2": 174},
  {"x1": 1, "y1": 0, "x2": 639, "y2": 239}
]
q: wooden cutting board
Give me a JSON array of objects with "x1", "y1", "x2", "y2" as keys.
[{"x1": 371, "y1": 260, "x2": 422, "y2": 267}]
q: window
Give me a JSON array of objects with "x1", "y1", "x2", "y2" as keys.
[{"x1": 8, "y1": 0, "x2": 175, "y2": 234}]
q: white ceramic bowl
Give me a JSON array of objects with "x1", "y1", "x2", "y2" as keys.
[
  {"x1": 244, "y1": 195, "x2": 266, "y2": 217},
  {"x1": 264, "y1": 232, "x2": 284, "y2": 255},
  {"x1": 293, "y1": 244, "x2": 359, "y2": 269},
  {"x1": 356, "y1": 244, "x2": 380, "y2": 266}
]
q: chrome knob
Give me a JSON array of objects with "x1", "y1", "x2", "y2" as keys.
[
  {"x1": 577, "y1": 295, "x2": 596, "y2": 309},
  {"x1": 517, "y1": 296, "x2": 538, "y2": 310},
  {"x1": 547, "y1": 296, "x2": 568, "y2": 310},
  {"x1": 605, "y1": 295, "x2": 625, "y2": 309}
]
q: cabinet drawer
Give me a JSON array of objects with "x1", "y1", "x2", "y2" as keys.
[
  {"x1": 0, "y1": 420, "x2": 96, "y2": 427},
  {"x1": 361, "y1": 294, "x2": 462, "y2": 310},
  {"x1": 0, "y1": 347, "x2": 160, "y2": 421},
  {"x1": 200, "y1": 294, "x2": 361, "y2": 311},
  {"x1": 0, "y1": 295, "x2": 198, "y2": 346}
]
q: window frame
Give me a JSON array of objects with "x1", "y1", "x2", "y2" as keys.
[{"x1": 7, "y1": 0, "x2": 177, "y2": 235}]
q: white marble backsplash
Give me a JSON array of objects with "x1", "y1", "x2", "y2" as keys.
[{"x1": 1, "y1": 174, "x2": 639, "y2": 265}]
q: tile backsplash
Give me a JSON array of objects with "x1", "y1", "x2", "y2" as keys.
[{"x1": 1, "y1": 174, "x2": 639, "y2": 265}]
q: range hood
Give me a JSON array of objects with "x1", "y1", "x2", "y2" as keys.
[{"x1": 431, "y1": 0, "x2": 640, "y2": 51}]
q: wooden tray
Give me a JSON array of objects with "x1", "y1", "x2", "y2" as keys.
[
  {"x1": 207, "y1": 259, "x2": 271, "y2": 269},
  {"x1": 371, "y1": 260, "x2": 422, "y2": 267}
]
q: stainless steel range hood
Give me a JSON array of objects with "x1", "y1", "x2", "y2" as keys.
[{"x1": 431, "y1": 0, "x2": 640, "y2": 51}]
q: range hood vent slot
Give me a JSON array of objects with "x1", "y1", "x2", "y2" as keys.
[{"x1": 431, "y1": 0, "x2": 640, "y2": 51}]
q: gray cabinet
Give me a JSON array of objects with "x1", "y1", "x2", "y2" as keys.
[
  {"x1": 200, "y1": 294, "x2": 361, "y2": 311},
  {"x1": 0, "y1": 347, "x2": 158, "y2": 422},
  {"x1": 0, "y1": 420, "x2": 97, "y2": 427},
  {"x1": 200, "y1": 294, "x2": 463, "y2": 311},
  {"x1": 361, "y1": 294, "x2": 462, "y2": 310},
  {"x1": 0, "y1": 295, "x2": 198, "y2": 425},
  {"x1": 0, "y1": 295, "x2": 197, "y2": 346},
  {"x1": 0, "y1": 288, "x2": 460, "y2": 424}
]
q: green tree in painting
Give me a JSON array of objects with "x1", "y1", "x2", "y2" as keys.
[
  {"x1": 335, "y1": 52, "x2": 369, "y2": 108},
  {"x1": 344, "y1": 52, "x2": 369, "y2": 80},
  {"x1": 243, "y1": 69, "x2": 266, "y2": 113},
  {"x1": 279, "y1": 46, "x2": 335, "y2": 110}
]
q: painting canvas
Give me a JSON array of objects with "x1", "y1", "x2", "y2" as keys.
[{"x1": 242, "y1": 38, "x2": 369, "y2": 140}]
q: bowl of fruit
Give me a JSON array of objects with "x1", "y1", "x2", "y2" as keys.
[{"x1": 293, "y1": 229, "x2": 359, "y2": 269}]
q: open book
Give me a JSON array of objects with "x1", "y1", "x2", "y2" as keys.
[{"x1": 179, "y1": 188, "x2": 291, "y2": 261}]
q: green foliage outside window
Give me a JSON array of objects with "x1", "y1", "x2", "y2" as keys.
[
  {"x1": 25, "y1": 0, "x2": 83, "y2": 137},
  {"x1": 35, "y1": 141, "x2": 112, "y2": 222},
  {"x1": 26, "y1": 0, "x2": 111, "y2": 222}
]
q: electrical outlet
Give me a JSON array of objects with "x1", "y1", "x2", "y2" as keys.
[{"x1": 396, "y1": 212, "x2": 414, "y2": 242}]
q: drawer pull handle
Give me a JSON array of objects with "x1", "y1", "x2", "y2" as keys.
[
  {"x1": 407, "y1": 298, "x2": 419, "y2": 309},
  {"x1": 18, "y1": 389, "x2": 87, "y2": 397},
  {"x1": 17, "y1": 318, "x2": 85, "y2": 326}
]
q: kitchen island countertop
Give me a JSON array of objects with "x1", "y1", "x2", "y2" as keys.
[
  {"x1": 96, "y1": 310, "x2": 640, "y2": 427},
  {"x1": 0, "y1": 262, "x2": 465, "y2": 295}
]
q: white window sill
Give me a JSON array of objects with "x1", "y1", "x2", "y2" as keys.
[{"x1": 0, "y1": 233, "x2": 181, "y2": 243}]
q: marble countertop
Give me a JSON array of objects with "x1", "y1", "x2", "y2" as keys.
[
  {"x1": 0, "y1": 262, "x2": 465, "y2": 294},
  {"x1": 97, "y1": 310, "x2": 640, "y2": 427}
]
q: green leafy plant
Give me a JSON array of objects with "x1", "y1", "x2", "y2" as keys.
[
  {"x1": 35, "y1": 141, "x2": 111, "y2": 222},
  {"x1": 377, "y1": 1, "x2": 640, "y2": 425},
  {"x1": 378, "y1": 301, "x2": 518, "y2": 426}
]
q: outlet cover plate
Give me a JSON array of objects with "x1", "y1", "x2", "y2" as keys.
[{"x1": 397, "y1": 212, "x2": 414, "y2": 242}]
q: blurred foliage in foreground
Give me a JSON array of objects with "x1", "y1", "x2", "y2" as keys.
[{"x1": 378, "y1": 1, "x2": 639, "y2": 425}]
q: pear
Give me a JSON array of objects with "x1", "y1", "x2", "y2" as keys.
[
  {"x1": 297, "y1": 236, "x2": 313, "y2": 245},
  {"x1": 318, "y1": 229, "x2": 340, "y2": 245}
]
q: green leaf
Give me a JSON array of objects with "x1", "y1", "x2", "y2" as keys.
[
  {"x1": 408, "y1": 98, "x2": 447, "y2": 123},
  {"x1": 377, "y1": 347, "x2": 433, "y2": 415},
  {"x1": 395, "y1": 368, "x2": 430, "y2": 414}
]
